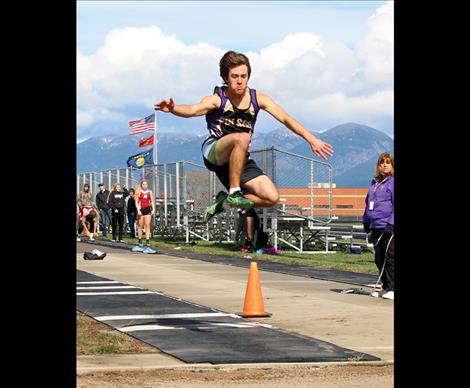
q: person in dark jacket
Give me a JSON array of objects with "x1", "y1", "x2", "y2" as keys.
[
  {"x1": 107, "y1": 183, "x2": 129, "y2": 242},
  {"x1": 126, "y1": 188, "x2": 137, "y2": 238},
  {"x1": 96, "y1": 183, "x2": 112, "y2": 237},
  {"x1": 363, "y1": 152, "x2": 394, "y2": 300}
]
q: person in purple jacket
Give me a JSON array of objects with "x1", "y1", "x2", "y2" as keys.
[
  {"x1": 363, "y1": 152, "x2": 394, "y2": 300},
  {"x1": 154, "y1": 50, "x2": 333, "y2": 221}
]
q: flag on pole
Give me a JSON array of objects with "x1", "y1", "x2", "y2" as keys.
[
  {"x1": 129, "y1": 113, "x2": 155, "y2": 135},
  {"x1": 139, "y1": 134, "x2": 154, "y2": 148},
  {"x1": 126, "y1": 149, "x2": 154, "y2": 169}
]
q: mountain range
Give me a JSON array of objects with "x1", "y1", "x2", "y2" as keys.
[{"x1": 77, "y1": 122, "x2": 394, "y2": 187}]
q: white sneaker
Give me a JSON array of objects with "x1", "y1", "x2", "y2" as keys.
[
  {"x1": 382, "y1": 290, "x2": 394, "y2": 300},
  {"x1": 370, "y1": 289, "x2": 386, "y2": 298}
]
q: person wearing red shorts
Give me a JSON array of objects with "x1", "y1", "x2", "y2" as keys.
[{"x1": 135, "y1": 180, "x2": 156, "y2": 248}]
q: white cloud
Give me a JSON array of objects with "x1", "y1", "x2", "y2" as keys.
[
  {"x1": 356, "y1": 1, "x2": 394, "y2": 87},
  {"x1": 254, "y1": 89, "x2": 394, "y2": 135},
  {"x1": 77, "y1": 107, "x2": 126, "y2": 131},
  {"x1": 77, "y1": 5, "x2": 393, "y2": 138},
  {"x1": 304, "y1": 89, "x2": 394, "y2": 123},
  {"x1": 77, "y1": 26, "x2": 224, "y2": 131},
  {"x1": 247, "y1": 33, "x2": 324, "y2": 71},
  {"x1": 77, "y1": 109, "x2": 95, "y2": 128}
]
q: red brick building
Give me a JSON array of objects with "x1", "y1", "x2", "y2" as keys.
[{"x1": 278, "y1": 187, "x2": 368, "y2": 219}]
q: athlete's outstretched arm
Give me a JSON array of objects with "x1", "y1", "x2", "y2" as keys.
[
  {"x1": 154, "y1": 95, "x2": 219, "y2": 118},
  {"x1": 257, "y1": 92, "x2": 334, "y2": 160}
]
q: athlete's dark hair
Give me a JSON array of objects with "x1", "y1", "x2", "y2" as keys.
[{"x1": 219, "y1": 51, "x2": 251, "y2": 84}]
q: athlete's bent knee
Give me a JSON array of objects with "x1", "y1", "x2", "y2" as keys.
[
  {"x1": 264, "y1": 191, "x2": 280, "y2": 207},
  {"x1": 234, "y1": 132, "x2": 250, "y2": 150}
]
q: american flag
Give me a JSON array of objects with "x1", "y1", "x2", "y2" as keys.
[{"x1": 129, "y1": 113, "x2": 156, "y2": 135}]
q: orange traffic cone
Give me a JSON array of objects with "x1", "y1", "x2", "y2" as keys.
[{"x1": 239, "y1": 262, "x2": 271, "y2": 318}]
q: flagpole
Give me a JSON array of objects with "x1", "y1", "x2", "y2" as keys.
[
  {"x1": 153, "y1": 110, "x2": 158, "y2": 199},
  {"x1": 153, "y1": 110, "x2": 158, "y2": 166}
]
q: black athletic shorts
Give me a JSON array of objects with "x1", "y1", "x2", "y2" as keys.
[
  {"x1": 140, "y1": 206, "x2": 152, "y2": 216},
  {"x1": 202, "y1": 138, "x2": 265, "y2": 191}
]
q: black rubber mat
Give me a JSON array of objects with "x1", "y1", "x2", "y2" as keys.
[
  {"x1": 79, "y1": 240, "x2": 377, "y2": 287},
  {"x1": 77, "y1": 270, "x2": 380, "y2": 364}
]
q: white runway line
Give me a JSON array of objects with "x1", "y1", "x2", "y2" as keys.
[
  {"x1": 95, "y1": 312, "x2": 241, "y2": 321},
  {"x1": 77, "y1": 291, "x2": 154, "y2": 295},
  {"x1": 76, "y1": 286, "x2": 138, "y2": 290},
  {"x1": 120, "y1": 321, "x2": 273, "y2": 332}
]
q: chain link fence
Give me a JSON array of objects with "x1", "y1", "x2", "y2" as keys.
[{"x1": 77, "y1": 147, "x2": 334, "y2": 251}]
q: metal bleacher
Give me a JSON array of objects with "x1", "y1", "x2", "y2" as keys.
[{"x1": 77, "y1": 147, "x2": 370, "y2": 253}]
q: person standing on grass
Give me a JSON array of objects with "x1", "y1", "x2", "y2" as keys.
[
  {"x1": 96, "y1": 183, "x2": 112, "y2": 237},
  {"x1": 77, "y1": 183, "x2": 93, "y2": 209},
  {"x1": 363, "y1": 152, "x2": 394, "y2": 300},
  {"x1": 126, "y1": 188, "x2": 137, "y2": 239},
  {"x1": 107, "y1": 183, "x2": 129, "y2": 242},
  {"x1": 135, "y1": 180, "x2": 156, "y2": 248}
]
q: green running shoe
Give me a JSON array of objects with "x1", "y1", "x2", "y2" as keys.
[
  {"x1": 204, "y1": 191, "x2": 228, "y2": 222},
  {"x1": 226, "y1": 190, "x2": 254, "y2": 209}
]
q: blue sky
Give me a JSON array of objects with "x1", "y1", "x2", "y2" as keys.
[
  {"x1": 78, "y1": 1, "x2": 387, "y2": 54},
  {"x1": 77, "y1": 1, "x2": 393, "y2": 141}
]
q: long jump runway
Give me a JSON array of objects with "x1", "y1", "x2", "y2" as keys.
[
  {"x1": 77, "y1": 269, "x2": 380, "y2": 364},
  {"x1": 83, "y1": 240, "x2": 377, "y2": 287}
]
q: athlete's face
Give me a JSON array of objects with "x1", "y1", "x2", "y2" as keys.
[
  {"x1": 226, "y1": 65, "x2": 249, "y2": 95},
  {"x1": 141, "y1": 181, "x2": 148, "y2": 190}
]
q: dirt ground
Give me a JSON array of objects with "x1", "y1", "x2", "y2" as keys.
[{"x1": 77, "y1": 363, "x2": 393, "y2": 387}]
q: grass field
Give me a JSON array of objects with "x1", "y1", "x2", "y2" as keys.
[
  {"x1": 77, "y1": 311, "x2": 157, "y2": 355},
  {"x1": 110, "y1": 236, "x2": 378, "y2": 274}
]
